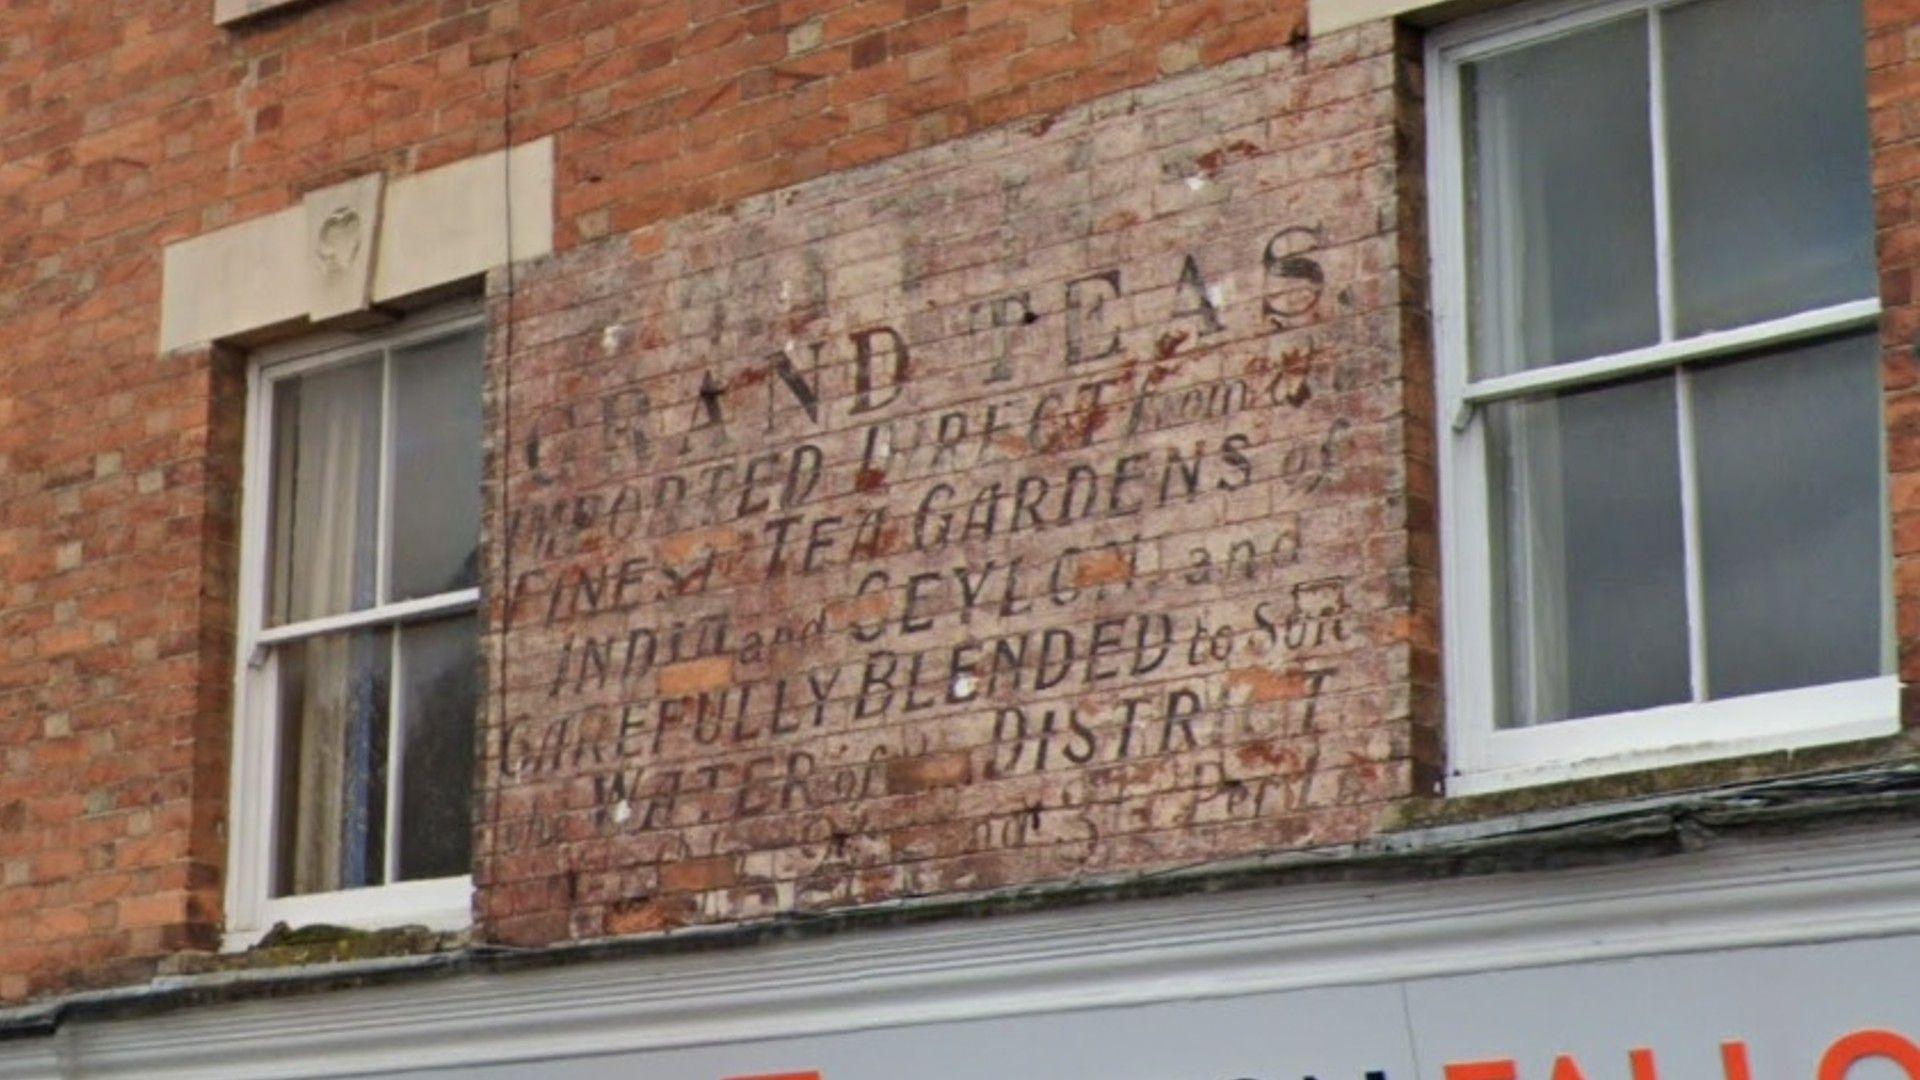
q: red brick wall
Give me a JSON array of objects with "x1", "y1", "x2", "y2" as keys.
[
  {"x1": 0, "y1": 0, "x2": 1355, "y2": 1005},
  {"x1": 480, "y1": 25, "x2": 1425, "y2": 944},
  {"x1": 0, "y1": 0, "x2": 1901, "y2": 1007},
  {"x1": 1868, "y1": 0, "x2": 1920, "y2": 707}
]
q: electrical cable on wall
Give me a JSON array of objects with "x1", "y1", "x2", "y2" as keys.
[{"x1": 492, "y1": 47, "x2": 520, "y2": 874}]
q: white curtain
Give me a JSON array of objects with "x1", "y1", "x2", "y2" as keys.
[
  {"x1": 1470, "y1": 79, "x2": 1570, "y2": 728},
  {"x1": 270, "y1": 362, "x2": 380, "y2": 894}
]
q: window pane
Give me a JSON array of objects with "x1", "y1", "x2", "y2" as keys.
[
  {"x1": 1665, "y1": 0, "x2": 1875, "y2": 335},
  {"x1": 274, "y1": 628, "x2": 392, "y2": 897},
  {"x1": 389, "y1": 326, "x2": 485, "y2": 602},
  {"x1": 1465, "y1": 15, "x2": 1659, "y2": 377},
  {"x1": 1489, "y1": 374, "x2": 1691, "y2": 727},
  {"x1": 1694, "y1": 333, "x2": 1885, "y2": 698},
  {"x1": 396, "y1": 614, "x2": 478, "y2": 882},
  {"x1": 268, "y1": 356, "x2": 383, "y2": 625}
]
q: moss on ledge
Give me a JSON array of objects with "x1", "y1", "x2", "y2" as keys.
[{"x1": 157, "y1": 923, "x2": 468, "y2": 978}]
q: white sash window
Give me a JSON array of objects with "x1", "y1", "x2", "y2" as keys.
[
  {"x1": 227, "y1": 304, "x2": 483, "y2": 943},
  {"x1": 1429, "y1": 0, "x2": 1897, "y2": 792}
]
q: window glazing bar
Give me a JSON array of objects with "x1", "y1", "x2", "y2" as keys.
[
  {"x1": 254, "y1": 589, "x2": 481, "y2": 649},
  {"x1": 1650, "y1": 6, "x2": 1708, "y2": 701},
  {"x1": 1675, "y1": 367, "x2": 1710, "y2": 701},
  {"x1": 1648, "y1": 8, "x2": 1676, "y2": 344},
  {"x1": 385, "y1": 627, "x2": 406, "y2": 885},
  {"x1": 376, "y1": 348, "x2": 396, "y2": 606},
  {"x1": 1457, "y1": 298, "x2": 1880, "y2": 413}
]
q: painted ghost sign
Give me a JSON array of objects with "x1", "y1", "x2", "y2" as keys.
[{"x1": 488, "y1": 45, "x2": 1418, "y2": 929}]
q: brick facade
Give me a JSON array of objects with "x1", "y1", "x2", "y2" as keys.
[
  {"x1": 480, "y1": 27, "x2": 1428, "y2": 944},
  {"x1": 0, "y1": 0, "x2": 1905, "y2": 1006},
  {"x1": 1869, "y1": 0, "x2": 1920, "y2": 698}
]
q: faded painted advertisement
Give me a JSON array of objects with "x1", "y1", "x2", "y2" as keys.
[{"x1": 484, "y1": 41, "x2": 1428, "y2": 939}]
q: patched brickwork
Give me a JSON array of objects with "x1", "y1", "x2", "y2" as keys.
[
  {"x1": 3, "y1": 0, "x2": 1912, "y2": 1010},
  {"x1": 478, "y1": 29, "x2": 1430, "y2": 945},
  {"x1": 0, "y1": 0, "x2": 1347, "y2": 1003}
]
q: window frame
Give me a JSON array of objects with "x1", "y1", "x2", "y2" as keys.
[
  {"x1": 1427, "y1": 0, "x2": 1899, "y2": 795},
  {"x1": 225, "y1": 300, "x2": 484, "y2": 947}
]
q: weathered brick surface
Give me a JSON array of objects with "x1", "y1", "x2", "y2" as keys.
[
  {"x1": 478, "y1": 27, "x2": 1428, "y2": 945},
  {"x1": 0, "y1": 0, "x2": 1907, "y2": 1009},
  {"x1": 1869, "y1": 0, "x2": 1920, "y2": 702},
  {"x1": 0, "y1": 0, "x2": 1360, "y2": 1005}
]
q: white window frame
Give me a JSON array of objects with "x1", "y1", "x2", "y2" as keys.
[
  {"x1": 225, "y1": 301, "x2": 483, "y2": 948},
  {"x1": 1427, "y1": 0, "x2": 1900, "y2": 796}
]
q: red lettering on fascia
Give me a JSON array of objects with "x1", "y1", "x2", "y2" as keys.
[
  {"x1": 1820, "y1": 1030, "x2": 1920, "y2": 1080},
  {"x1": 1445, "y1": 1063, "x2": 1517, "y2": 1080},
  {"x1": 1548, "y1": 1056, "x2": 1589, "y2": 1080},
  {"x1": 1718, "y1": 1041, "x2": 1753, "y2": 1080}
]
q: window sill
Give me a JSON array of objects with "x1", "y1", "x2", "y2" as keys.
[
  {"x1": 223, "y1": 875, "x2": 473, "y2": 952},
  {"x1": 1447, "y1": 676, "x2": 1902, "y2": 797}
]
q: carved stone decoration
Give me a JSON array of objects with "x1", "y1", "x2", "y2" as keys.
[
  {"x1": 304, "y1": 173, "x2": 386, "y2": 322},
  {"x1": 315, "y1": 207, "x2": 363, "y2": 275}
]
